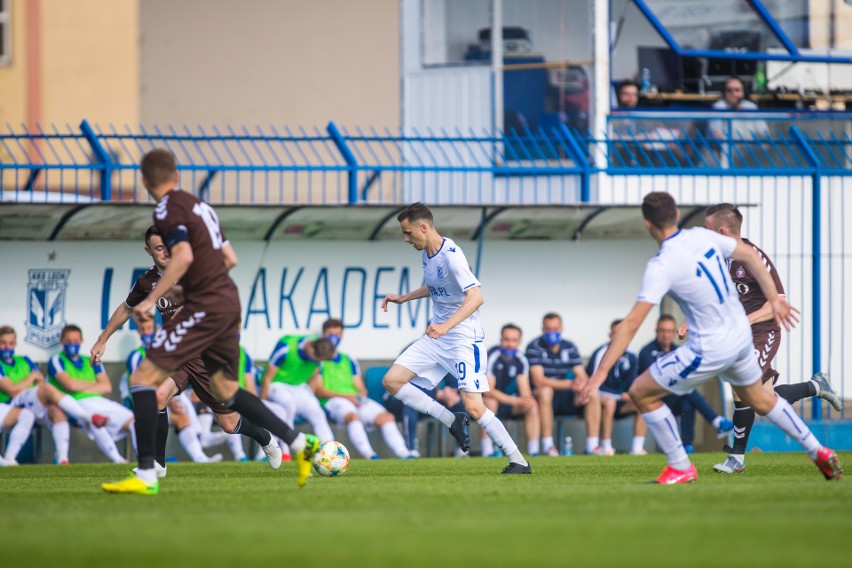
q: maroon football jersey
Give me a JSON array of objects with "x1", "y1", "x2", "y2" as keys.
[
  {"x1": 124, "y1": 266, "x2": 183, "y2": 321},
  {"x1": 152, "y1": 189, "x2": 240, "y2": 311},
  {"x1": 729, "y1": 237, "x2": 784, "y2": 334}
]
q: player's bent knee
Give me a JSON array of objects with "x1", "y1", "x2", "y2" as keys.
[
  {"x1": 343, "y1": 413, "x2": 360, "y2": 424},
  {"x1": 374, "y1": 412, "x2": 394, "y2": 426},
  {"x1": 215, "y1": 412, "x2": 240, "y2": 433}
]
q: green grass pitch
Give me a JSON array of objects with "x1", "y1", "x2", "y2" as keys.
[{"x1": 1, "y1": 453, "x2": 849, "y2": 568}]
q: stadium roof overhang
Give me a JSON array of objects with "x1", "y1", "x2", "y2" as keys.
[{"x1": 0, "y1": 203, "x2": 726, "y2": 242}]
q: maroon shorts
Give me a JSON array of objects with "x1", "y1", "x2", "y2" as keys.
[
  {"x1": 171, "y1": 357, "x2": 234, "y2": 415},
  {"x1": 753, "y1": 328, "x2": 781, "y2": 384},
  {"x1": 147, "y1": 305, "x2": 241, "y2": 389}
]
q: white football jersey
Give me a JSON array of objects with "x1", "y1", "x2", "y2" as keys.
[
  {"x1": 422, "y1": 237, "x2": 483, "y2": 341},
  {"x1": 637, "y1": 227, "x2": 752, "y2": 355}
]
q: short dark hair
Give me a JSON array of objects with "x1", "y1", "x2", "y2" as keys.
[
  {"x1": 705, "y1": 203, "x2": 743, "y2": 234},
  {"x1": 657, "y1": 314, "x2": 677, "y2": 326},
  {"x1": 0, "y1": 325, "x2": 16, "y2": 337},
  {"x1": 642, "y1": 192, "x2": 678, "y2": 230},
  {"x1": 617, "y1": 80, "x2": 639, "y2": 96},
  {"x1": 312, "y1": 337, "x2": 336, "y2": 360},
  {"x1": 724, "y1": 76, "x2": 746, "y2": 91},
  {"x1": 144, "y1": 225, "x2": 162, "y2": 247},
  {"x1": 322, "y1": 318, "x2": 344, "y2": 332},
  {"x1": 610, "y1": 319, "x2": 623, "y2": 329},
  {"x1": 542, "y1": 312, "x2": 562, "y2": 324},
  {"x1": 61, "y1": 324, "x2": 83, "y2": 340},
  {"x1": 140, "y1": 148, "x2": 178, "y2": 187},
  {"x1": 501, "y1": 323, "x2": 522, "y2": 337},
  {"x1": 397, "y1": 202, "x2": 433, "y2": 225}
]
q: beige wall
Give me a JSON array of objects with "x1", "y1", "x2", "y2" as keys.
[
  {"x1": 0, "y1": 0, "x2": 139, "y2": 129},
  {"x1": 140, "y1": 0, "x2": 400, "y2": 127}
]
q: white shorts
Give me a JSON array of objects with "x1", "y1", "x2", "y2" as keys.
[
  {"x1": 0, "y1": 403, "x2": 12, "y2": 427},
  {"x1": 395, "y1": 335, "x2": 489, "y2": 393},
  {"x1": 650, "y1": 341, "x2": 762, "y2": 396},
  {"x1": 11, "y1": 388, "x2": 48, "y2": 423},
  {"x1": 268, "y1": 382, "x2": 322, "y2": 417},
  {"x1": 78, "y1": 397, "x2": 134, "y2": 440},
  {"x1": 324, "y1": 397, "x2": 387, "y2": 426}
]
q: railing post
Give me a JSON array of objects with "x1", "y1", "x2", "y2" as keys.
[
  {"x1": 790, "y1": 125, "x2": 822, "y2": 421},
  {"x1": 79, "y1": 119, "x2": 112, "y2": 201},
  {"x1": 558, "y1": 124, "x2": 591, "y2": 202},
  {"x1": 326, "y1": 121, "x2": 358, "y2": 204}
]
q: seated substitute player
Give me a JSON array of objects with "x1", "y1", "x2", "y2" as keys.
[
  {"x1": 586, "y1": 319, "x2": 644, "y2": 456},
  {"x1": 380, "y1": 202, "x2": 530, "y2": 474},
  {"x1": 260, "y1": 318, "x2": 340, "y2": 444},
  {"x1": 96, "y1": 225, "x2": 281, "y2": 479},
  {"x1": 1, "y1": 325, "x2": 109, "y2": 465},
  {"x1": 49, "y1": 325, "x2": 135, "y2": 463},
  {"x1": 579, "y1": 191, "x2": 841, "y2": 483},
  {"x1": 526, "y1": 313, "x2": 601, "y2": 455},
  {"x1": 482, "y1": 323, "x2": 539, "y2": 457},
  {"x1": 637, "y1": 314, "x2": 734, "y2": 454},
  {"x1": 312, "y1": 347, "x2": 413, "y2": 459},
  {"x1": 703, "y1": 202, "x2": 842, "y2": 474}
]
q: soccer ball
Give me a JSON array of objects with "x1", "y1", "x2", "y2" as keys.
[{"x1": 312, "y1": 440, "x2": 350, "y2": 477}]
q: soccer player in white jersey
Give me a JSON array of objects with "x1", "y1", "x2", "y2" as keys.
[
  {"x1": 578, "y1": 192, "x2": 841, "y2": 483},
  {"x1": 381, "y1": 203, "x2": 531, "y2": 474}
]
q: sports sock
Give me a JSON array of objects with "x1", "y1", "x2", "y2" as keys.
[
  {"x1": 57, "y1": 395, "x2": 95, "y2": 424},
  {"x1": 480, "y1": 435, "x2": 494, "y2": 456},
  {"x1": 91, "y1": 426, "x2": 126, "y2": 463},
  {"x1": 177, "y1": 426, "x2": 213, "y2": 462},
  {"x1": 631, "y1": 436, "x2": 646, "y2": 454},
  {"x1": 155, "y1": 410, "x2": 169, "y2": 467},
  {"x1": 685, "y1": 390, "x2": 718, "y2": 423},
  {"x1": 232, "y1": 416, "x2": 273, "y2": 446},
  {"x1": 380, "y1": 422, "x2": 411, "y2": 458},
  {"x1": 227, "y1": 435, "x2": 247, "y2": 460},
  {"x1": 775, "y1": 382, "x2": 817, "y2": 404},
  {"x1": 642, "y1": 405, "x2": 691, "y2": 471},
  {"x1": 730, "y1": 400, "x2": 755, "y2": 455},
  {"x1": 130, "y1": 385, "x2": 158, "y2": 470},
  {"x1": 402, "y1": 406, "x2": 420, "y2": 450},
  {"x1": 765, "y1": 396, "x2": 821, "y2": 458},
  {"x1": 3, "y1": 410, "x2": 35, "y2": 460},
  {"x1": 51, "y1": 421, "x2": 71, "y2": 463},
  {"x1": 541, "y1": 436, "x2": 554, "y2": 452},
  {"x1": 300, "y1": 403, "x2": 335, "y2": 442},
  {"x1": 586, "y1": 436, "x2": 600, "y2": 454},
  {"x1": 346, "y1": 420, "x2": 376, "y2": 458},
  {"x1": 394, "y1": 383, "x2": 454, "y2": 427},
  {"x1": 601, "y1": 438, "x2": 613, "y2": 452},
  {"x1": 527, "y1": 439, "x2": 540, "y2": 455},
  {"x1": 477, "y1": 409, "x2": 527, "y2": 466},
  {"x1": 224, "y1": 389, "x2": 299, "y2": 445}
]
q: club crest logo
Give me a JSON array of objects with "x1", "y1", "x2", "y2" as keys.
[
  {"x1": 25, "y1": 269, "x2": 71, "y2": 349},
  {"x1": 735, "y1": 266, "x2": 745, "y2": 278},
  {"x1": 437, "y1": 266, "x2": 444, "y2": 279}
]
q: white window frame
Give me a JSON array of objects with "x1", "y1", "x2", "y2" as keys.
[{"x1": 0, "y1": 0, "x2": 10, "y2": 66}]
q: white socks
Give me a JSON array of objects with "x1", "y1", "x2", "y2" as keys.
[
  {"x1": 227, "y1": 434, "x2": 247, "y2": 460},
  {"x1": 480, "y1": 435, "x2": 494, "y2": 456},
  {"x1": 642, "y1": 405, "x2": 691, "y2": 471},
  {"x1": 51, "y1": 421, "x2": 71, "y2": 463},
  {"x1": 528, "y1": 439, "x2": 541, "y2": 455},
  {"x1": 3, "y1": 410, "x2": 35, "y2": 460},
  {"x1": 290, "y1": 432, "x2": 306, "y2": 454},
  {"x1": 541, "y1": 436, "x2": 554, "y2": 452},
  {"x1": 91, "y1": 426, "x2": 125, "y2": 463},
  {"x1": 586, "y1": 436, "x2": 600, "y2": 454},
  {"x1": 395, "y1": 383, "x2": 454, "y2": 427},
  {"x1": 57, "y1": 395, "x2": 94, "y2": 425},
  {"x1": 631, "y1": 436, "x2": 646, "y2": 454},
  {"x1": 477, "y1": 409, "x2": 527, "y2": 466},
  {"x1": 178, "y1": 426, "x2": 214, "y2": 463},
  {"x1": 765, "y1": 396, "x2": 821, "y2": 458},
  {"x1": 346, "y1": 420, "x2": 377, "y2": 458},
  {"x1": 380, "y1": 422, "x2": 412, "y2": 458}
]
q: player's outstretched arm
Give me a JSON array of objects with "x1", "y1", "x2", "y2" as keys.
[
  {"x1": 731, "y1": 241, "x2": 799, "y2": 331},
  {"x1": 578, "y1": 302, "x2": 653, "y2": 405},
  {"x1": 222, "y1": 242, "x2": 238, "y2": 270},
  {"x1": 134, "y1": 241, "x2": 193, "y2": 322},
  {"x1": 90, "y1": 303, "x2": 134, "y2": 365},
  {"x1": 426, "y1": 286, "x2": 483, "y2": 339},
  {"x1": 381, "y1": 285, "x2": 430, "y2": 312}
]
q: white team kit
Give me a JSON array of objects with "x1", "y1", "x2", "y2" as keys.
[
  {"x1": 10, "y1": 388, "x2": 49, "y2": 422},
  {"x1": 395, "y1": 237, "x2": 489, "y2": 393},
  {"x1": 637, "y1": 227, "x2": 762, "y2": 394}
]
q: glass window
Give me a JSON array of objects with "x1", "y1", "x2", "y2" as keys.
[{"x1": 422, "y1": 0, "x2": 491, "y2": 66}]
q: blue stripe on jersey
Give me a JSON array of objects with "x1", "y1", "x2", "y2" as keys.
[
  {"x1": 678, "y1": 356, "x2": 703, "y2": 379},
  {"x1": 714, "y1": 255, "x2": 730, "y2": 294},
  {"x1": 462, "y1": 282, "x2": 477, "y2": 290},
  {"x1": 472, "y1": 343, "x2": 481, "y2": 373},
  {"x1": 704, "y1": 248, "x2": 715, "y2": 258},
  {"x1": 697, "y1": 262, "x2": 724, "y2": 303}
]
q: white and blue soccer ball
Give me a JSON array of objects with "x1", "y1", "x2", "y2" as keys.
[{"x1": 312, "y1": 440, "x2": 350, "y2": 477}]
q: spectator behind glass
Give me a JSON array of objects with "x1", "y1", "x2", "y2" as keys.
[{"x1": 708, "y1": 76, "x2": 768, "y2": 143}]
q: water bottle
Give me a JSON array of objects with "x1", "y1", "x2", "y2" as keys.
[
  {"x1": 564, "y1": 436, "x2": 573, "y2": 456},
  {"x1": 640, "y1": 68, "x2": 651, "y2": 94}
]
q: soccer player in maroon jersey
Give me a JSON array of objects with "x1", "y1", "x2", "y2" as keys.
[
  {"x1": 102, "y1": 149, "x2": 318, "y2": 495},
  {"x1": 703, "y1": 203, "x2": 842, "y2": 474}
]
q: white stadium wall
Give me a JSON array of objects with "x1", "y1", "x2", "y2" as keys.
[{"x1": 0, "y1": 238, "x2": 659, "y2": 368}]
